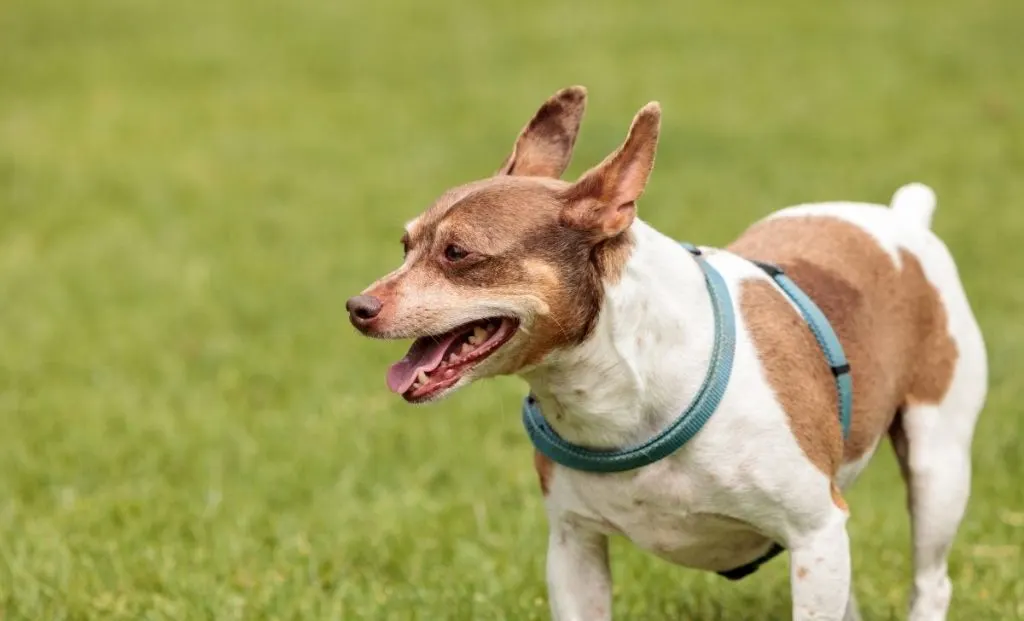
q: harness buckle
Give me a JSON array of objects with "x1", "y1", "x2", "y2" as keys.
[{"x1": 831, "y1": 362, "x2": 851, "y2": 377}]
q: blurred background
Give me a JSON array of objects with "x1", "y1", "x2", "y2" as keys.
[{"x1": 1, "y1": 0, "x2": 1022, "y2": 618}]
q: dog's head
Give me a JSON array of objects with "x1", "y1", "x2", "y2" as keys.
[{"x1": 348, "y1": 87, "x2": 661, "y2": 402}]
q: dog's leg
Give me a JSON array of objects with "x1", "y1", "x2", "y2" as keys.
[
  {"x1": 890, "y1": 402, "x2": 976, "y2": 621},
  {"x1": 546, "y1": 516, "x2": 611, "y2": 621},
  {"x1": 788, "y1": 505, "x2": 851, "y2": 621}
]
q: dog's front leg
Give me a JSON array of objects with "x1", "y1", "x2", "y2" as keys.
[
  {"x1": 546, "y1": 515, "x2": 611, "y2": 621},
  {"x1": 788, "y1": 507, "x2": 852, "y2": 621}
]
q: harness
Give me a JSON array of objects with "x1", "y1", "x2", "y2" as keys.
[{"x1": 521, "y1": 243, "x2": 852, "y2": 580}]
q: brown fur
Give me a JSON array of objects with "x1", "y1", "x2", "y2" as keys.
[
  {"x1": 831, "y1": 482, "x2": 849, "y2": 512},
  {"x1": 741, "y1": 279, "x2": 844, "y2": 474},
  {"x1": 534, "y1": 450, "x2": 554, "y2": 495},
  {"x1": 593, "y1": 232, "x2": 635, "y2": 285},
  {"x1": 731, "y1": 215, "x2": 958, "y2": 473}
]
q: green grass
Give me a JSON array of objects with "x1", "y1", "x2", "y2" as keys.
[{"x1": 1, "y1": 0, "x2": 1023, "y2": 618}]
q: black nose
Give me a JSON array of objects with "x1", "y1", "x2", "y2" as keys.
[{"x1": 346, "y1": 295, "x2": 382, "y2": 326}]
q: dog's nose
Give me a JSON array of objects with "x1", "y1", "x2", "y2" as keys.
[{"x1": 346, "y1": 295, "x2": 383, "y2": 328}]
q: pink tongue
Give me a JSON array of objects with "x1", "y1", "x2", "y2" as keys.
[{"x1": 386, "y1": 331, "x2": 464, "y2": 394}]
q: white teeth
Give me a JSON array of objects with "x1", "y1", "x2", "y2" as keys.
[
  {"x1": 447, "y1": 352, "x2": 458, "y2": 363},
  {"x1": 417, "y1": 370, "x2": 428, "y2": 385},
  {"x1": 461, "y1": 342, "x2": 473, "y2": 355},
  {"x1": 473, "y1": 326, "x2": 488, "y2": 343},
  {"x1": 467, "y1": 334, "x2": 480, "y2": 346}
]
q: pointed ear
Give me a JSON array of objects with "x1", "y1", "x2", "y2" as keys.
[
  {"x1": 560, "y1": 102, "x2": 661, "y2": 239},
  {"x1": 496, "y1": 86, "x2": 587, "y2": 178}
]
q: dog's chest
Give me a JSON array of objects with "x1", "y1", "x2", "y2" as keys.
[{"x1": 555, "y1": 465, "x2": 775, "y2": 573}]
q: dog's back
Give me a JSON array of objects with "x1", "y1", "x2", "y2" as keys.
[
  {"x1": 728, "y1": 184, "x2": 987, "y2": 617},
  {"x1": 729, "y1": 184, "x2": 986, "y2": 480}
]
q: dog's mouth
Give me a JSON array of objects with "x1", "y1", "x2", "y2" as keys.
[{"x1": 386, "y1": 317, "x2": 519, "y2": 402}]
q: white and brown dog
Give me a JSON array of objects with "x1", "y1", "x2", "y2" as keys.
[{"x1": 347, "y1": 86, "x2": 987, "y2": 621}]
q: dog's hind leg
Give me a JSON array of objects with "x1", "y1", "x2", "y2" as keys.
[
  {"x1": 883, "y1": 187, "x2": 989, "y2": 621},
  {"x1": 890, "y1": 346, "x2": 985, "y2": 621},
  {"x1": 889, "y1": 404, "x2": 965, "y2": 621}
]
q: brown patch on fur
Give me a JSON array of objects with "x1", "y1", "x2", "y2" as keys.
[
  {"x1": 741, "y1": 279, "x2": 844, "y2": 474},
  {"x1": 534, "y1": 450, "x2": 554, "y2": 495},
  {"x1": 730, "y1": 216, "x2": 958, "y2": 469},
  {"x1": 593, "y1": 230, "x2": 635, "y2": 285},
  {"x1": 831, "y1": 482, "x2": 849, "y2": 512},
  {"x1": 797, "y1": 566, "x2": 809, "y2": 580}
]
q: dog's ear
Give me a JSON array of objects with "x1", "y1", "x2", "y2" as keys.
[
  {"x1": 496, "y1": 86, "x2": 587, "y2": 179},
  {"x1": 559, "y1": 102, "x2": 660, "y2": 239}
]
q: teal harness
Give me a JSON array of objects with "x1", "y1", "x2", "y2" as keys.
[{"x1": 521, "y1": 243, "x2": 852, "y2": 580}]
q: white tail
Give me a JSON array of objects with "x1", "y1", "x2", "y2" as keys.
[{"x1": 890, "y1": 183, "x2": 937, "y2": 229}]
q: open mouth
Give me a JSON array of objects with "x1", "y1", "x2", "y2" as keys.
[{"x1": 386, "y1": 317, "x2": 519, "y2": 402}]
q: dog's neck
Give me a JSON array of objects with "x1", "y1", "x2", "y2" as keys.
[{"x1": 520, "y1": 219, "x2": 718, "y2": 449}]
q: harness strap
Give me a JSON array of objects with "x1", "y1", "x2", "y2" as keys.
[
  {"x1": 718, "y1": 543, "x2": 785, "y2": 581},
  {"x1": 718, "y1": 259, "x2": 853, "y2": 581},
  {"x1": 751, "y1": 260, "x2": 853, "y2": 438}
]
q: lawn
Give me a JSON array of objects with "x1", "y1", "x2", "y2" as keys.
[{"x1": 1, "y1": 0, "x2": 1022, "y2": 618}]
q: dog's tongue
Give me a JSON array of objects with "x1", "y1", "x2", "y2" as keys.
[{"x1": 386, "y1": 331, "x2": 462, "y2": 394}]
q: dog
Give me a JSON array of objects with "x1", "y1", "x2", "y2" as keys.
[{"x1": 347, "y1": 86, "x2": 987, "y2": 621}]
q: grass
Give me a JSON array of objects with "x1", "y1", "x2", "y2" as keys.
[{"x1": 1, "y1": 0, "x2": 1023, "y2": 618}]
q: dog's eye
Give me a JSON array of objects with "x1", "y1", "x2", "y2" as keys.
[{"x1": 444, "y1": 244, "x2": 469, "y2": 262}]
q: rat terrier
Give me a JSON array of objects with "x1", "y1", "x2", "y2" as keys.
[{"x1": 347, "y1": 86, "x2": 987, "y2": 621}]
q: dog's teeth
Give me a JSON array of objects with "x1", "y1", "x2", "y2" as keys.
[
  {"x1": 417, "y1": 370, "x2": 428, "y2": 385},
  {"x1": 447, "y1": 352, "x2": 458, "y2": 363},
  {"x1": 473, "y1": 326, "x2": 487, "y2": 343},
  {"x1": 467, "y1": 334, "x2": 480, "y2": 346},
  {"x1": 461, "y1": 342, "x2": 473, "y2": 354}
]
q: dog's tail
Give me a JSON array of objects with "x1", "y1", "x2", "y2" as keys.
[{"x1": 890, "y1": 182, "x2": 937, "y2": 229}]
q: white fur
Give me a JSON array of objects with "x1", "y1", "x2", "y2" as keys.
[
  {"x1": 891, "y1": 182, "x2": 938, "y2": 228},
  {"x1": 523, "y1": 185, "x2": 986, "y2": 620}
]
